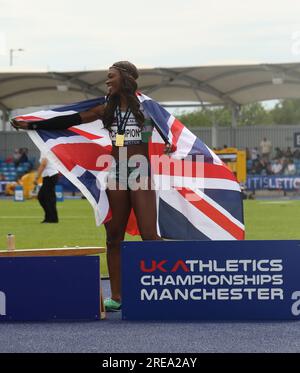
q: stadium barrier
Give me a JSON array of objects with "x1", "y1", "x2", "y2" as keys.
[
  {"x1": 0, "y1": 247, "x2": 106, "y2": 321},
  {"x1": 246, "y1": 175, "x2": 300, "y2": 191},
  {"x1": 55, "y1": 185, "x2": 64, "y2": 202},
  {"x1": 122, "y1": 240, "x2": 300, "y2": 320}
]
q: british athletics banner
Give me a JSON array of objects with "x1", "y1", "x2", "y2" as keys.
[
  {"x1": 247, "y1": 175, "x2": 300, "y2": 191},
  {"x1": 122, "y1": 240, "x2": 300, "y2": 320},
  {"x1": 17, "y1": 93, "x2": 244, "y2": 240}
]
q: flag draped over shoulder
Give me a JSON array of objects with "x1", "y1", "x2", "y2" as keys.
[{"x1": 19, "y1": 93, "x2": 245, "y2": 240}]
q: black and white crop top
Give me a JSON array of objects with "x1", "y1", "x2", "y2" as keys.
[{"x1": 109, "y1": 108, "x2": 154, "y2": 146}]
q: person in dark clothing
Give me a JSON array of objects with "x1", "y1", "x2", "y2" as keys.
[{"x1": 35, "y1": 152, "x2": 59, "y2": 223}]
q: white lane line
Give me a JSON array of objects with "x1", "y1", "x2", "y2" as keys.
[{"x1": 258, "y1": 201, "x2": 293, "y2": 205}]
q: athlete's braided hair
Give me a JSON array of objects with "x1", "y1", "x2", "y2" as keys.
[{"x1": 102, "y1": 61, "x2": 144, "y2": 128}]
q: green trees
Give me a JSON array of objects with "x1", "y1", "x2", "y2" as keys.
[
  {"x1": 178, "y1": 107, "x2": 231, "y2": 127},
  {"x1": 272, "y1": 99, "x2": 300, "y2": 125},
  {"x1": 177, "y1": 99, "x2": 300, "y2": 127},
  {"x1": 239, "y1": 103, "x2": 273, "y2": 126}
]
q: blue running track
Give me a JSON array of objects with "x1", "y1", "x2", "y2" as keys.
[{"x1": 0, "y1": 280, "x2": 300, "y2": 353}]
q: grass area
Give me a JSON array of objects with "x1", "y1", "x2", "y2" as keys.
[
  {"x1": 1, "y1": 198, "x2": 300, "y2": 274},
  {"x1": 0, "y1": 199, "x2": 140, "y2": 276},
  {"x1": 244, "y1": 199, "x2": 300, "y2": 240}
]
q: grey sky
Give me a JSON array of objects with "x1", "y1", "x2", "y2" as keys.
[{"x1": 1, "y1": 0, "x2": 300, "y2": 71}]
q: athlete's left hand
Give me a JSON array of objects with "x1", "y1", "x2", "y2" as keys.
[{"x1": 164, "y1": 143, "x2": 173, "y2": 155}]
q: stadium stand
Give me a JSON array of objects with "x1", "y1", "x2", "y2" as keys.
[
  {"x1": 0, "y1": 160, "x2": 32, "y2": 181},
  {"x1": 246, "y1": 146, "x2": 300, "y2": 176}
]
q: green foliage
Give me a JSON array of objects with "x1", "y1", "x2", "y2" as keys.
[
  {"x1": 177, "y1": 99, "x2": 300, "y2": 127},
  {"x1": 272, "y1": 99, "x2": 300, "y2": 125},
  {"x1": 239, "y1": 103, "x2": 273, "y2": 126},
  {"x1": 177, "y1": 109, "x2": 211, "y2": 127},
  {"x1": 178, "y1": 107, "x2": 231, "y2": 127}
]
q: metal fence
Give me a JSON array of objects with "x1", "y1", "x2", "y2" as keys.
[{"x1": 191, "y1": 125, "x2": 300, "y2": 151}]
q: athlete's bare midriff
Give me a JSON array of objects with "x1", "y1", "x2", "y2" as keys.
[{"x1": 111, "y1": 142, "x2": 149, "y2": 161}]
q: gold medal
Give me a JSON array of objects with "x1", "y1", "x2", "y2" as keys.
[{"x1": 116, "y1": 133, "x2": 125, "y2": 147}]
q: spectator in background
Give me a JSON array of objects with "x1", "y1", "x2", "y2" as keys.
[
  {"x1": 0, "y1": 173, "x2": 5, "y2": 181},
  {"x1": 251, "y1": 158, "x2": 267, "y2": 175},
  {"x1": 273, "y1": 147, "x2": 283, "y2": 160},
  {"x1": 271, "y1": 159, "x2": 283, "y2": 175},
  {"x1": 284, "y1": 159, "x2": 296, "y2": 175},
  {"x1": 265, "y1": 161, "x2": 274, "y2": 175},
  {"x1": 293, "y1": 148, "x2": 300, "y2": 159},
  {"x1": 19, "y1": 148, "x2": 29, "y2": 165},
  {"x1": 13, "y1": 148, "x2": 21, "y2": 166},
  {"x1": 35, "y1": 152, "x2": 59, "y2": 223},
  {"x1": 260, "y1": 137, "x2": 272, "y2": 161},
  {"x1": 250, "y1": 147, "x2": 259, "y2": 161},
  {"x1": 284, "y1": 147, "x2": 293, "y2": 160},
  {"x1": 10, "y1": 148, "x2": 30, "y2": 168}
]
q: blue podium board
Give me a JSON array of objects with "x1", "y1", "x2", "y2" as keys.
[
  {"x1": 0, "y1": 256, "x2": 100, "y2": 321},
  {"x1": 122, "y1": 240, "x2": 300, "y2": 320}
]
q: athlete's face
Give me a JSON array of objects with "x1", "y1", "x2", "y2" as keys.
[{"x1": 106, "y1": 68, "x2": 122, "y2": 96}]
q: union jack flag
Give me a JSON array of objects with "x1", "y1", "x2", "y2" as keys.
[{"x1": 18, "y1": 93, "x2": 245, "y2": 240}]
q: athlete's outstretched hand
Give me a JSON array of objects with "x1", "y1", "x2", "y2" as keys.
[{"x1": 10, "y1": 119, "x2": 30, "y2": 131}]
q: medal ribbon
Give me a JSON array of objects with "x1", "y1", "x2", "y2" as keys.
[{"x1": 116, "y1": 105, "x2": 131, "y2": 135}]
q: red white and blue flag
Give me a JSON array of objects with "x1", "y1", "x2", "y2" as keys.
[{"x1": 18, "y1": 93, "x2": 245, "y2": 240}]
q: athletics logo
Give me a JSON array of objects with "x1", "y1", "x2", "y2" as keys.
[{"x1": 0, "y1": 291, "x2": 6, "y2": 316}]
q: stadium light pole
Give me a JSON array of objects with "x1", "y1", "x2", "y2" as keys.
[{"x1": 9, "y1": 48, "x2": 24, "y2": 66}]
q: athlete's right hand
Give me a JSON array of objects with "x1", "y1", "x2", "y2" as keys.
[{"x1": 10, "y1": 119, "x2": 30, "y2": 131}]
